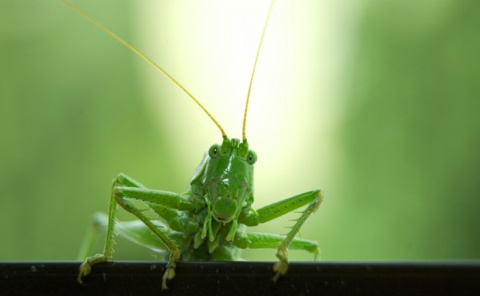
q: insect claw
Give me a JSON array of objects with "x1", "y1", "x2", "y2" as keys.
[
  {"x1": 273, "y1": 247, "x2": 288, "y2": 283},
  {"x1": 77, "y1": 262, "x2": 92, "y2": 284},
  {"x1": 162, "y1": 267, "x2": 175, "y2": 290}
]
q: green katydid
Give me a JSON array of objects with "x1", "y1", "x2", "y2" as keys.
[{"x1": 62, "y1": 0, "x2": 323, "y2": 290}]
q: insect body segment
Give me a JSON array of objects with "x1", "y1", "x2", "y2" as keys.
[{"x1": 63, "y1": 0, "x2": 324, "y2": 290}]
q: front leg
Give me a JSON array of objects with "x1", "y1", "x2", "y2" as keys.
[
  {"x1": 113, "y1": 187, "x2": 182, "y2": 290},
  {"x1": 78, "y1": 174, "x2": 145, "y2": 284},
  {"x1": 241, "y1": 189, "x2": 323, "y2": 282},
  {"x1": 272, "y1": 190, "x2": 323, "y2": 282},
  {"x1": 78, "y1": 173, "x2": 193, "y2": 290}
]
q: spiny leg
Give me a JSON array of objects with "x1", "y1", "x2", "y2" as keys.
[
  {"x1": 78, "y1": 173, "x2": 194, "y2": 289},
  {"x1": 243, "y1": 189, "x2": 323, "y2": 282},
  {"x1": 113, "y1": 187, "x2": 180, "y2": 289},
  {"x1": 273, "y1": 192, "x2": 322, "y2": 282},
  {"x1": 78, "y1": 174, "x2": 145, "y2": 284},
  {"x1": 274, "y1": 190, "x2": 323, "y2": 282},
  {"x1": 112, "y1": 183, "x2": 196, "y2": 289}
]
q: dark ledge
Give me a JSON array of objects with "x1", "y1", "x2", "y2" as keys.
[{"x1": 1, "y1": 261, "x2": 479, "y2": 295}]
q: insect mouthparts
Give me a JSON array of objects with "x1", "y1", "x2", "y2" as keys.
[{"x1": 212, "y1": 196, "x2": 237, "y2": 223}]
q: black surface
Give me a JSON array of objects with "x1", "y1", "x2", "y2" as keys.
[{"x1": 1, "y1": 261, "x2": 479, "y2": 295}]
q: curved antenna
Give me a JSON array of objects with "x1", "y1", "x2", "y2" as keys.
[
  {"x1": 242, "y1": 0, "x2": 276, "y2": 141},
  {"x1": 60, "y1": 0, "x2": 227, "y2": 138}
]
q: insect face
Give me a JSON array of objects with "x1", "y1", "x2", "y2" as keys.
[{"x1": 204, "y1": 138, "x2": 257, "y2": 223}]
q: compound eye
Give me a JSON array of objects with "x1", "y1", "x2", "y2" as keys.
[
  {"x1": 246, "y1": 150, "x2": 257, "y2": 165},
  {"x1": 208, "y1": 144, "x2": 220, "y2": 158}
]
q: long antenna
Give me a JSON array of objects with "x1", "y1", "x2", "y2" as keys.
[
  {"x1": 60, "y1": 0, "x2": 227, "y2": 138},
  {"x1": 242, "y1": 0, "x2": 276, "y2": 141}
]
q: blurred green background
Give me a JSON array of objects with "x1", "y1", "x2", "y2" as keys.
[{"x1": 1, "y1": 0, "x2": 479, "y2": 262}]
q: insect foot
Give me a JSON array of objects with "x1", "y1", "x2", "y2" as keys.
[
  {"x1": 161, "y1": 251, "x2": 181, "y2": 289},
  {"x1": 272, "y1": 247, "x2": 288, "y2": 283},
  {"x1": 162, "y1": 267, "x2": 175, "y2": 290},
  {"x1": 77, "y1": 254, "x2": 109, "y2": 284}
]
